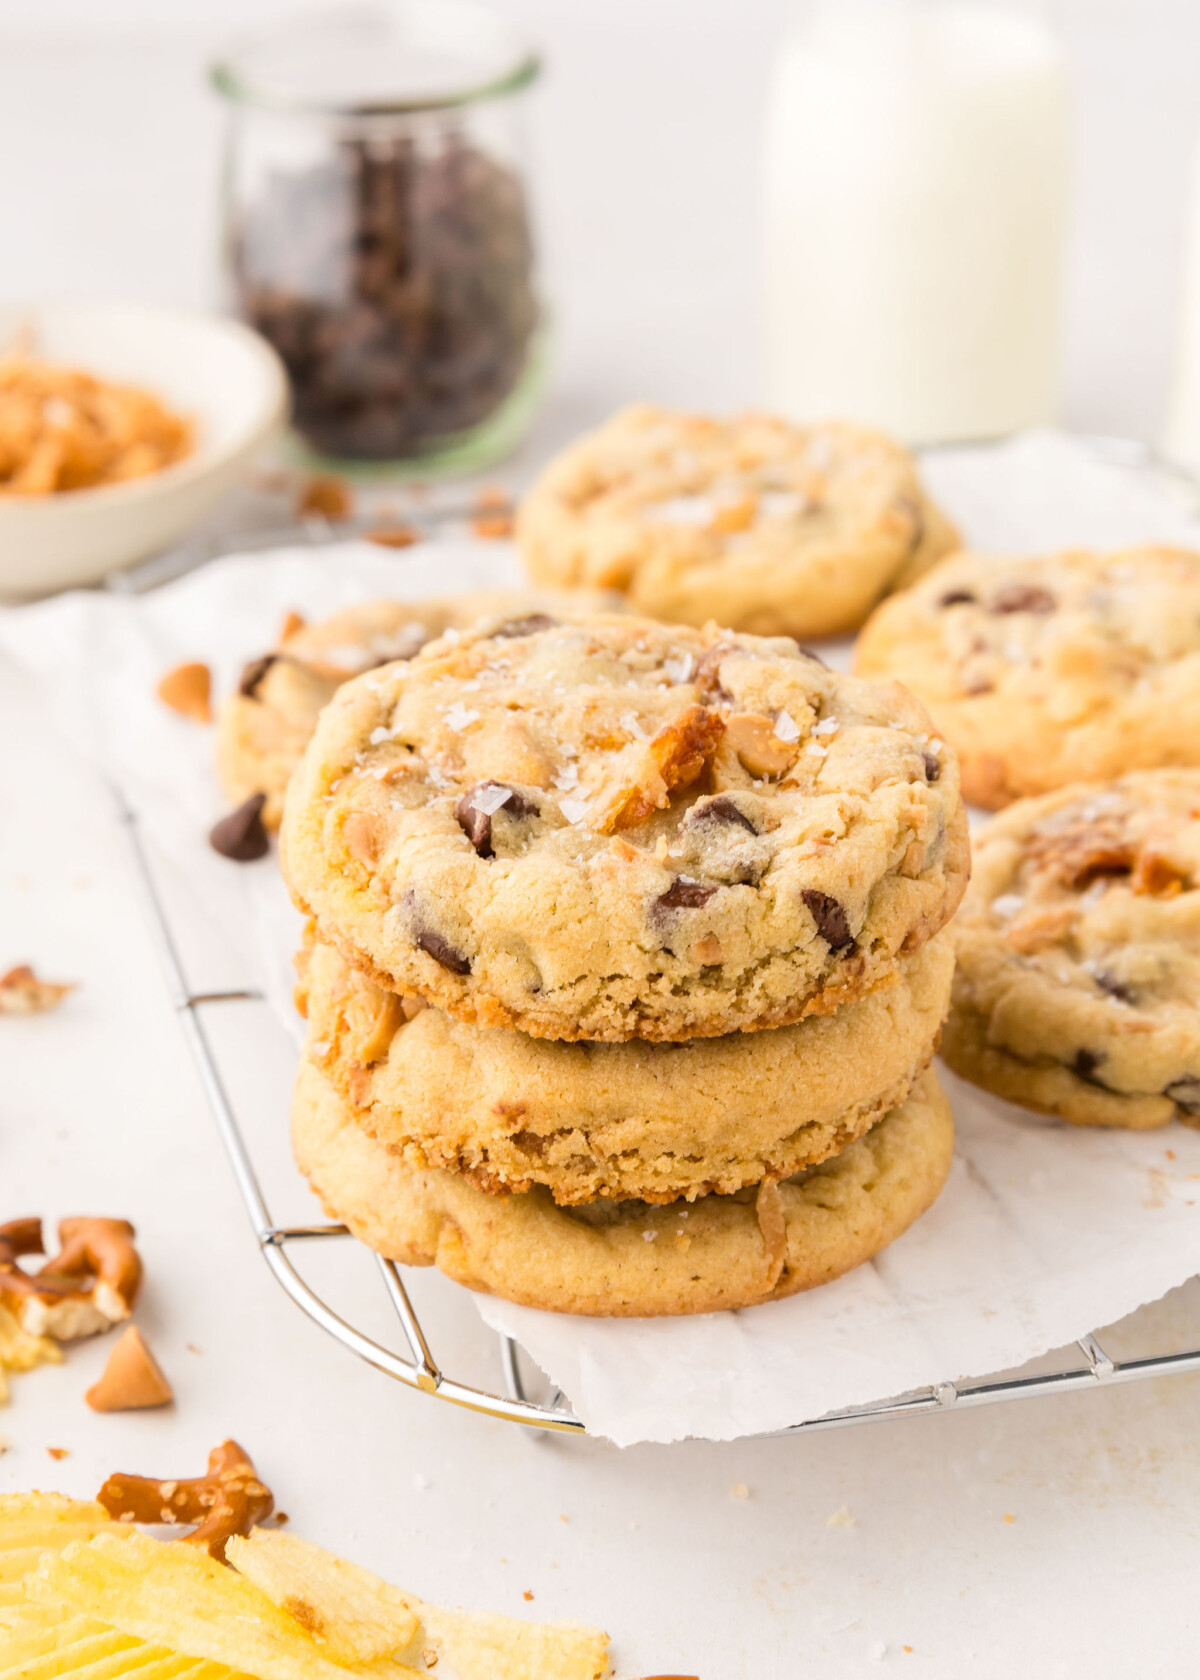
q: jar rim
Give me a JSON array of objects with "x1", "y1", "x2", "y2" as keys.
[{"x1": 210, "y1": 4, "x2": 540, "y2": 117}]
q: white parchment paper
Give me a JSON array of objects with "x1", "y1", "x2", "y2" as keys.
[{"x1": 5, "y1": 431, "x2": 1200, "y2": 1446}]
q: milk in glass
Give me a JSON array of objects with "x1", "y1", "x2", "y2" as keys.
[{"x1": 763, "y1": 0, "x2": 1070, "y2": 443}]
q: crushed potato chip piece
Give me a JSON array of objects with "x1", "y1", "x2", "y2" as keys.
[
  {"x1": 0, "y1": 1493, "x2": 128, "y2": 1609},
  {"x1": 416, "y1": 1600, "x2": 610, "y2": 1680},
  {"x1": 0, "y1": 1301, "x2": 61, "y2": 1403},
  {"x1": 226, "y1": 1531, "x2": 419, "y2": 1663}
]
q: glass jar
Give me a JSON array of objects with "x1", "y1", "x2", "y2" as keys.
[{"x1": 212, "y1": 5, "x2": 545, "y2": 472}]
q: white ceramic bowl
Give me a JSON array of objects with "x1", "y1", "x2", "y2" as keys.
[{"x1": 0, "y1": 301, "x2": 289, "y2": 598}]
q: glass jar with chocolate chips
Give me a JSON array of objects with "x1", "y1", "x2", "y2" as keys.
[{"x1": 212, "y1": 5, "x2": 544, "y2": 468}]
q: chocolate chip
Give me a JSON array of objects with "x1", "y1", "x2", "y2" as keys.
[
  {"x1": 489, "y1": 614, "x2": 557, "y2": 640},
  {"x1": 989, "y1": 584, "x2": 1056, "y2": 615},
  {"x1": 937, "y1": 589, "x2": 977, "y2": 608},
  {"x1": 685, "y1": 796, "x2": 759, "y2": 836},
  {"x1": 792, "y1": 643, "x2": 828, "y2": 667},
  {"x1": 209, "y1": 794, "x2": 269, "y2": 862},
  {"x1": 800, "y1": 889, "x2": 855, "y2": 953},
  {"x1": 1096, "y1": 970, "x2": 1137, "y2": 1004},
  {"x1": 923, "y1": 752, "x2": 941, "y2": 782},
  {"x1": 238, "y1": 654, "x2": 278, "y2": 699},
  {"x1": 657, "y1": 876, "x2": 718, "y2": 910},
  {"x1": 416, "y1": 925, "x2": 471, "y2": 975},
  {"x1": 233, "y1": 133, "x2": 538, "y2": 461},
  {"x1": 1165, "y1": 1076, "x2": 1200, "y2": 1113},
  {"x1": 454, "y1": 782, "x2": 537, "y2": 857},
  {"x1": 1072, "y1": 1048, "x2": 1105, "y2": 1084}
]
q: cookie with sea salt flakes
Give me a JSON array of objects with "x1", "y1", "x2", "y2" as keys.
[
  {"x1": 280, "y1": 612, "x2": 968, "y2": 1042},
  {"x1": 855, "y1": 545, "x2": 1200, "y2": 810},
  {"x1": 942, "y1": 770, "x2": 1200, "y2": 1128},
  {"x1": 293, "y1": 1059, "x2": 955, "y2": 1317},
  {"x1": 216, "y1": 589, "x2": 619, "y2": 828},
  {"x1": 299, "y1": 928, "x2": 954, "y2": 1205},
  {"x1": 516, "y1": 405, "x2": 960, "y2": 639}
]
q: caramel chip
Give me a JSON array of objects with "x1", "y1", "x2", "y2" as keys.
[
  {"x1": 279, "y1": 609, "x2": 307, "y2": 642},
  {"x1": 472, "y1": 512, "x2": 515, "y2": 539},
  {"x1": 366, "y1": 524, "x2": 420, "y2": 549},
  {"x1": 86, "y1": 1325, "x2": 174, "y2": 1412},
  {"x1": 156, "y1": 661, "x2": 212, "y2": 724}
]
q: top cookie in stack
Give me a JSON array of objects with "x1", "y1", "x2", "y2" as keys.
[
  {"x1": 281, "y1": 612, "x2": 969, "y2": 1042},
  {"x1": 517, "y1": 405, "x2": 960, "y2": 639}
]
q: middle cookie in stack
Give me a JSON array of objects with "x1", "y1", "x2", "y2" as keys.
[{"x1": 282, "y1": 611, "x2": 968, "y2": 1316}]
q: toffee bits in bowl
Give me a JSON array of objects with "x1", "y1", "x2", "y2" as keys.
[{"x1": 213, "y1": 5, "x2": 544, "y2": 468}]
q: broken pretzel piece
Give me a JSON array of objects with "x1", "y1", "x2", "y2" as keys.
[
  {"x1": 0, "y1": 964, "x2": 75, "y2": 1015},
  {"x1": 0, "y1": 1216, "x2": 143, "y2": 1340},
  {"x1": 595, "y1": 706, "x2": 725, "y2": 834},
  {"x1": 98, "y1": 1438, "x2": 274, "y2": 1560}
]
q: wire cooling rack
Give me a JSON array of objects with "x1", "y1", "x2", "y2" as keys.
[{"x1": 115, "y1": 445, "x2": 1200, "y2": 1439}]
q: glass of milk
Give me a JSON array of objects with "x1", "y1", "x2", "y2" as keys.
[{"x1": 763, "y1": 0, "x2": 1071, "y2": 444}]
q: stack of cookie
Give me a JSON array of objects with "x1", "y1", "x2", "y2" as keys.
[{"x1": 281, "y1": 611, "x2": 969, "y2": 1316}]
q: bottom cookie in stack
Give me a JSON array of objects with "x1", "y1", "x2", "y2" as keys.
[{"x1": 294, "y1": 1062, "x2": 953, "y2": 1317}]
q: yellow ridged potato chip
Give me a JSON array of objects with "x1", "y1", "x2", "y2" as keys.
[
  {"x1": 0, "y1": 1494, "x2": 130, "y2": 1609},
  {"x1": 417, "y1": 1599, "x2": 611, "y2": 1680},
  {"x1": 225, "y1": 1532, "x2": 419, "y2": 1663}
]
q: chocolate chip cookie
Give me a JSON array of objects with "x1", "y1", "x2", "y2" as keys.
[
  {"x1": 943, "y1": 770, "x2": 1200, "y2": 1127},
  {"x1": 298, "y1": 928, "x2": 954, "y2": 1204},
  {"x1": 281, "y1": 614, "x2": 968, "y2": 1041},
  {"x1": 217, "y1": 590, "x2": 617, "y2": 828},
  {"x1": 517, "y1": 405, "x2": 960, "y2": 640},
  {"x1": 293, "y1": 1059, "x2": 955, "y2": 1317},
  {"x1": 855, "y1": 546, "x2": 1200, "y2": 809}
]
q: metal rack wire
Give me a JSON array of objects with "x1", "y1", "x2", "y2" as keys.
[{"x1": 116, "y1": 452, "x2": 1200, "y2": 1439}]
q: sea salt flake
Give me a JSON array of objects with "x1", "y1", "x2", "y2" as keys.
[
  {"x1": 559, "y1": 795, "x2": 592, "y2": 825},
  {"x1": 773, "y1": 710, "x2": 802, "y2": 743},
  {"x1": 621, "y1": 711, "x2": 649, "y2": 740},
  {"x1": 642, "y1": 1230, "x2": 657, "y2": 1243},
  {"x1": 663, "y1": 652, "x2": 693, "y2": 683},
  {"x1": 470, "y1": 784, "x2": 514, "y2": 816},
  {"x1": 368, "y1": 725, "x2": 392, "y2": 746},
  {"x1": 644, "y1": 494, "x2": 715, "y2": 527},
  {"x1": 990, "y1": 893, "x2": 1025, "y2": 920},
  {"x1": 553, "y1": 764, "x2": 580, "y2": 792},
  {"x1": 444, "y1": 703, "x2": 480, "y2": 731},
  {"x1": 812, "y1": 717, "x2": 840, "y2": 736}
]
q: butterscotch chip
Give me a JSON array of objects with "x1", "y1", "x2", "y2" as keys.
[
  {"x1": 282, "y1": 614, "x2": 968, "y2": 1041},
  {"x1": 943, "y1": 769, "x2": 1200, "y2": 1128},
  {"x1": 86, "y1": 1326, "x2": 174, "y2": 1412},
  {"x1": 279, "y1": 609, "x2": 307, "y2": 642},
  {"x1": 156, "y1": 661, "x2": 212, "y2": 724},
  {"x1": 293, "y1": 1060, "x2": 955, "y2": 1316},
  {"x1": 366, "y1": 525, "x2": 420, "y2": 549}
]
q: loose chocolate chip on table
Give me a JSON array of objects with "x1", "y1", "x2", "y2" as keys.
[
  {"x1": 800, "y1": 889, "x2": 855, "y2": 953},
  {"x1": 989, "y1": 584, "x2": 1056, "y2": 615},
  {"x1": 209, "y1": 794, "x2": 270, "y2": 862},
  {"x1": 937, "y1": 589, "x2": 977, "y2": 608},
  {"x1": 238, "y1": 654, "x2": 279, "y2": 699},
  {"x1": 923, "y1": 752, "x2": 941, "y2": 782},
  {"x1": 490, "y1": 614, "x2": 557, "y2": 640},
  {"x1": 657, "y1": 876, "x2": 718, "y2": 911},
  {"x1": 684, "y1": 796, "x2": 759, "y2": 836}
]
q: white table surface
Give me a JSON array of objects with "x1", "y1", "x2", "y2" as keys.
[{"x1": 5, "y1": 3, "x2": 1200, "y2": 1674}]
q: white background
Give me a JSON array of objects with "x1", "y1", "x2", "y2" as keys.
[{"x1": 4, "y1": 3, "x2": 1200, "y2": 1676}]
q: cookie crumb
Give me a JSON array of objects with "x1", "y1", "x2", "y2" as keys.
[
  {"x1": 1003, "y1": 1512, "x2": 1015, "y2": 1523},
  {"x1": 729, "y1": 1482, "x2": 750, "y2": 1501},
  {"x1": 523, "y1": 1589, "x2": 534, "y2": 1601},
  {"x1": 298, "y1": 476, "x2": 351, "y2": 521},
  {"x1": 826, "y1": 1506, "x2": 856, "y2": 1528},
  {"x1": 0, "y1": 964, "x2": 75, "y2": 1014},
  {"x1": 47, "y1": 1446, "x2": 70, "y2": 1461}
]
